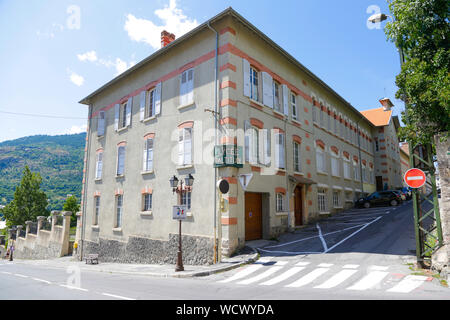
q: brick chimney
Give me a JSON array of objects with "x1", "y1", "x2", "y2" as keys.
[{"x1": 161, "y1": 30, "x2": 176, "y2": 48}]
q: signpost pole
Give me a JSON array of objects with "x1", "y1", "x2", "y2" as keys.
[{"x1": 175, "y1": 180, "x2": 184, "y2": 272}]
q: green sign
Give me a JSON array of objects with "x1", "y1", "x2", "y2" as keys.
[{"x1": 214, "y1": 145, "x2": 243, "y2": 168}]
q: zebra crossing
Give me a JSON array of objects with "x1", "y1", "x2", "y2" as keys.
[{"x1": 217, "y1": 258, "x2": 432, "y2": 294}]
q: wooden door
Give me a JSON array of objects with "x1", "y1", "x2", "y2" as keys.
[
  {"x1": 245, "y1": 192, "x2": 262, "y2": 241},
  {"x1": 376, "y1": 176, "x2": 383, "y2": 191},
  {"x1": 294, "y1": 186, "x2": 303, "y2": 226}
]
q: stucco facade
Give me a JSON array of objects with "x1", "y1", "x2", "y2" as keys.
[{"x1": 78, "y1": 8, "x2": 385, "y2": 264}]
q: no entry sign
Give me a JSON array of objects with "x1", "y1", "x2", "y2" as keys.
[{"x1": 404, "y1": 168, "x2": 426, "y2": 188}]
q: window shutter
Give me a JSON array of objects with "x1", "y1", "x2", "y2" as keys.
[
  {"x1": 140, "y1": 91, "x2": 146, "y2": 120},
  {"x1": 155, "y1": 82, "x2": 162, "y2": 115},
  {"x1": 275, "y1": 133, "x2": 285, "y2": 169},
  {"x1": 263, "y1": 129, "x2": 271, "y2": 166},
  {"x1": 282, "y1": 84, "x2": 289, "y2": 116},
  {"x1": 180, "y1": 71, "x2": 187, "y2": 106},
  {"x1": 96, "y1": 152, "x2": 102, "y2": 179},
  {"x1": 98, "y1": 111, "x2": 105, "y2": 136},
  {"x1": 178, "y1": 129, "x2": 184, "y2": 165},
  {"x1": 117, "y1": 147, "x2": 125, "y2": 175},
  {"x1": 244, "y1": 120, "x2": 250, "y2": 162},
  {"x1": 280, "y1": 134, "x2": 285, "y2": 169},
  {"x1": 184, "y1": 128, "x2": 192, "y2": 165},
  {"x1": 243, "y1": 59, "x2": 251, "y2": 98},
  {"x1": 187, "y1": 69, "x2": 194, "y2": 104},
  {"x1": 262, "y1": 72, "x2": 273, "y2": 108},
  {"x1": 126, "y1": 97, "x2": 132, "y2": 127},
  {"x1": 114, "y1": 104, "x2": 120, "y2": 131},
  {"x1": 148, "y1": 140, "x2": 153, "y2": 171},
  {"x1": 143, "y1": 141, "x2": 148, "y2": 171}
]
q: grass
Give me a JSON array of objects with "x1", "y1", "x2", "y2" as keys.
[{"x1": 407, "y1": 263, "x2": 448, "y2": 288}]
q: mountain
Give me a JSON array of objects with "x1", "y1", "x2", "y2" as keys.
[{"x1": 0, "y1": 133, "x2": 85, "y2": 210}]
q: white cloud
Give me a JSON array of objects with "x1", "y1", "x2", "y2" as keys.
[
  {"x1": 77, "y1": 51, "x2": 98, "y2": 62},
  {"x1": 124, "y1": 0, "x2": 198, "y2": 50},
  {"x1": 68, "y1": 70, "x2": 84, "y2": 86},
  {"x1": 65, "y1": 124, "x2": 87, "y2": 134}
]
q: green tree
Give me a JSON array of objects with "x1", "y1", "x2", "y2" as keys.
[
  {"x1": 63, "y1": 195, "x2": 80, "y2": 227},
  {"x1": 2, "y1": 166, "x2": 50, "y2": 228},
  {"x1": 384, "y1": 0, "x2": 449, "y2": 145}
]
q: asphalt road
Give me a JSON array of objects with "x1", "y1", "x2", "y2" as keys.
[{"x1": 0, "y1": 200, "x2": 448, "y2": 301}]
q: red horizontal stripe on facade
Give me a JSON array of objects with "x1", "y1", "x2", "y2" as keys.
[
  {"x1": 221, "y1": 217, "x2": 237, "y2": 225},
  {"x1": 220, "y1": 63, "x2": 236, "y2": 72},
  {"x1": 220, "y1": 80, "x2": 237, "y2": 89}
]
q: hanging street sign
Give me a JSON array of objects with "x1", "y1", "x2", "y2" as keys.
[
  {"x1": 173, "y1": 205, "x2": 188, "y2": 220},
  {"x1": 404, "y1": 168, "x2": 426, "y2": 189},
  {"x1": 214, "y1": 145, "x2": 243, "y2": 168}
]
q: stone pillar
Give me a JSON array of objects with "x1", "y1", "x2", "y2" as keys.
[
  {"x1": 51, "y1": 210, "x2": 60, "y2": 231},
  {"x1": 75, "y1": 212, "x2": 82, "y2": 242},
  {"x1": 432, "y1": 134, "x2": 449, "y2": 279},
  {"x1": 16, "y1": 225, "x2": 23, "y2": 239},
  {"x1": 25, "y1": 221, "x2": 32, "y2": 237},
  {"x1": 61, "y1": 211, "x2": 72, "y2": 256},
  {"x1": 36, "y1": 216, "x2": 45, "y2": 233}
]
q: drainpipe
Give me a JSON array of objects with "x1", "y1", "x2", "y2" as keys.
[
  {"x1": 207, "y1": 21, "x2": 220, "y2": 263},
  {"x1": 80, "y1": 105, "x2": 93, "y2": 261},
  {"x1": 356, "y1": 119, "x2": 364, "y2": 196}
]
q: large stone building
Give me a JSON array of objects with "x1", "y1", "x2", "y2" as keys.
[
  {"x1": 361, "y1": 99, "x2": 403, "y2": 191},
  {"x1": 77, "y1": 8, "x2": 400, "y2": 265}
]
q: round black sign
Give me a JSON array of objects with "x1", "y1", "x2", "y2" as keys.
[{"x1": 217, "y1": 179, "x2": 230, "y2": 194}]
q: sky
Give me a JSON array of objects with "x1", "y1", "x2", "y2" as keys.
[{"x1": 0, "y1": 0, "x2": 404, "y2": 143}]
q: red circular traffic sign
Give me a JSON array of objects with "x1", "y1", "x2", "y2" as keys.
[{"x1": 404, "y1": 168, "x2": 426, "y2": 188}]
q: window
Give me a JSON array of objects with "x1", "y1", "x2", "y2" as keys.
[
  {"x1": 142, "y1": 193, "x2": 152, "y2": 212},
  {"x1": 276, "y1": 193, "x2": 286, "y2": 212},
  {"x1": 95, "y1": 151, "x2": 103, "y2": 180},
  {"x1": 353, "y1": 160, "x2": 360, "y2": 181},
  {"x1": 343, "y1": 159, "x2": 351, "y2": 179},
  {"x1": 333, "y1": 191, "x2": 341, "y2": 208},
  {"x1": 375, "y1": 139, "x2": 379, "y2": 152},
  {"x1": 115, "y1": 98, "x2": 132, "y2": 131},
  {"x1": 246, "y1": 126, "x2": 259, "y2": 164},
  {"x1": 273, "y1": 81, "x2": 282, "y2": 112},
  {"x1": 143, "y1": 138, "x2": 154, "y2": 172},
  {"x1": 340, "y1": 117, "x2": 345, "y2": 138},
  {"x1": 115, "y1": 195, "x2": 123, "y2": 228},
  {"x1": 331, "y1": 152, "x2": 340, "y2": 177},
  {"x1": 178, "y1": 127, "x2": 192, "y2": 166},
  {"x1": 250, "y1": 67, "x2": 259, "y2": 101},
  {"x1": 312, "y1": 99, "x2": 317, "y2": 123},
  {"x1": 181, "y1": 191, "x2": 191, "y2": 210},
  {"x1": 319, "y1": 105, "x2": 325, "y2": 127},
  {"x1": 318, "y1": 188, "x2": 327, "y2": 212},
  {"x1": 327, "y1": 108, "x2": 331, "y2": 131},
  {"x1": 362, "y1": 164, "x2": 368, "y2": 183},
  {"x1": 180, "y1": 68, "x2": 194, "y2": 106},
  {"x1": 93, "y1": 196, "x2": 100, "y2": 225},
  {"x1": 291, "y1": 93, "x2": 297, "y2": 120},
  {"x1": 146, "y1": 88, "x2": 156, "y2": 118},
  {"x1": 275, "y1": 132, "x2": 285, "y2": 169},
  {"x1": 97, "y1": 111, "x2": 105, "y2": 137},
  {"x1": 293, "y1": 142, "x2": 301, "y2": 172},
  {"x1": 117, "y1": 145, "x2": 126, "y2": 176},
  {"x1": 316, "y1": 148, "x2": 326, "y2": 173}
]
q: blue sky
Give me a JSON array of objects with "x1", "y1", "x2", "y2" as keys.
[{"x1": 0, "y1": 0, "x2": 403, "y2": 143}]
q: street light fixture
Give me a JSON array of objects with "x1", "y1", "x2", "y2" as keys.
[{"x1": 170, "y1": 174, "x2": 194, "y2": 272}]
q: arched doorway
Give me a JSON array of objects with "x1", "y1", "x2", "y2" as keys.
[{"x1": 294, "y1": 185, "x2": 303, "y2": 226}]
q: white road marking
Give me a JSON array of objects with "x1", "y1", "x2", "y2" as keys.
[
  {"x1": 314, "y1": 269, "x2": 358, "y2": 289},
  {"x1": 101, "y1": 292, "x2": 136, "y2": 300},
  {"x1": 260, "y1": 267, "x2": 305, "y2": 286},
  {"x1": 238, "y1": 266, "x2": 283, "y2": 285},
  {"x1": 386, "y1": 275, "x2": 429, "y2": 293},
  {"x1": 1, "y1": 271, "x2": 12, "y2": 275},
  {"x1": 59, "y1": 284, "x2": 88, "y2": 292},
  {"x1": 218, "y1": 265, "x2": 263, "y2": 283},
  {"x1": 316, "y1": 223, "x2": 328, "y2": 252},
  {"x1": 32, "y1": 278, "x2": 52, "y2": 284},
  {"x1": 317, "y1": 263, "x2": 333, "y2": 268},
  {"x1": 324, "y1": 216, "x2": 382, "y2": 253},
  {"x1": 346, "y1": 271, "x2": 389, "y2": 291},
  {"x1": 369, "y1": 265, "x2": 389, "y2": 271},
  {"x1": 258, "y1": 249, "x2": 322, "y2": 255},
  {"x1": 342, "y1": 264, "x2": 360, "y2": 269},
  {"x1": 285, "y1": 268, "x2": 330, "y2": 288},
  {"x1": 14, "y1": 273, "x2": 28, "y2": 278},
  {"x1": 295, "y1": 262, "x2": 311, "y2": 266}
]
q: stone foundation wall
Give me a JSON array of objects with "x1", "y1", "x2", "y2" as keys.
[{"x1": 82, "y1": 234, "x2": 215, "y2": 265}]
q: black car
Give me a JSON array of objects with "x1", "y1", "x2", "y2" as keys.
[{"x1": 356, "y1": 191, "x2": 403, "y2": 208}]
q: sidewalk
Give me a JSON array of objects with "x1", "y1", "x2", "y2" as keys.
[{"x1": 8, "y1": 246, "x2": 260, "y2": 278}]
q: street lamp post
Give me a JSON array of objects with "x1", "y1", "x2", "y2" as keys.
[{"x1": 170, "y1": 174, "x2": 194, "y2": 272}]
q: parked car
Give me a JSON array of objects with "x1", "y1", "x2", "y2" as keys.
[
  {"x1": 356, "y1": 191, "x2": 403, "y2": 208},
  {"x1": 393, "y1": 190, "x2": 406, "y2": 201}
]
